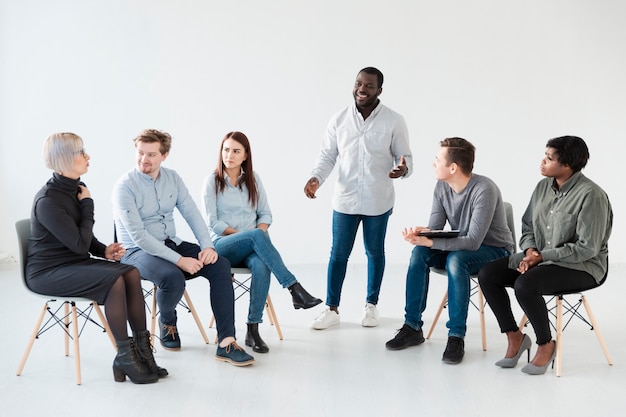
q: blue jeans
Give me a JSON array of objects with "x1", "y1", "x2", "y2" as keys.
[
  {"x1": 214, "y1": 228, "x2": 297, "y2": 323},
  {"x1": 122, "y1": 240, "x2": 236, "y2": 343},
  {"x1": 326, "y1": 209, "x2": 392, "y2": 307},
  {"x1": 404, "y1": 245, "x2": 510, "y2": 338}
]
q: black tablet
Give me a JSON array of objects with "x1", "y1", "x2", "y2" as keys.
[{"x1": 417, "y1": 230, "x2": 460, "y2": 238}]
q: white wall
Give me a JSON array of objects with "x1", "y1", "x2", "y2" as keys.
[{"x1": 1, "y1": 0, "x2": 625, "y2": 266}]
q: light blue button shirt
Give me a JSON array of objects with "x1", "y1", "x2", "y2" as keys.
[
  {"x1": 202, "y1": 170, "x2": 272, "y2": 242},
  {"x1": 112, "y1": 167, "x2": 214, "y2": 265}
]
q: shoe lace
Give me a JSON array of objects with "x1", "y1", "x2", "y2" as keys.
[
  {"x1": 162, "y1": 324, "x2": 178, "y2": 340},
  {"x1": 225, "y1": 341, "x2": 245, "y2": 353},
  {"x1": 364, "y1": 304, "x2": 377, "y2": 316},
  {"x1": 316, "y1": 309, "x2": 332, "y2": 321},
  {"x1": 136, "y1": 338, "x2": 156, "y2": 359},
  {"x1": 395, "y1": 325, "x2": 413, "y2": 338},
  {"x1": 447, "y1": 337, "x2": 464, "y2": 352}
]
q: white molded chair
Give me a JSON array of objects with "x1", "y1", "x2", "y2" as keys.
[{"x1": 15, "y1": 219, "x2": 116, "y2": 385}]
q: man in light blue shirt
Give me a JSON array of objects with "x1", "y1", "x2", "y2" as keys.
[
  {"x1": 112, "y1": 129, "x2": 254, "y2": 366},
  {"x1": 304, "y1": 67, "x2": 413, "y2": 330}
]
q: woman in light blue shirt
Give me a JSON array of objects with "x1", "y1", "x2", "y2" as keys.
[{"x1": 202, "y1": 131, "x2": 322, "y2": 353}]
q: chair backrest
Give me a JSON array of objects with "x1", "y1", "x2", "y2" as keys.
[
  {"x1": 503, "y1": 202, "x2": 516, "y2": 252},
  {"x1": 15, "y1": 218, "x2": 31, "y2": 288}
]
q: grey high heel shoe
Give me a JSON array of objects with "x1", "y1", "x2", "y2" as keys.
[
  {"x1": 495, "y1": 334, "x2": 532, "y2": 368},
  {"x1": 521, "y1": 340, "x2": 557, "y2": 375}
]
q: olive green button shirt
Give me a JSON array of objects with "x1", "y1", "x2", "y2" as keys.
[{"x1": 508, "y1": 171, "x2": 612, "y2": 283}]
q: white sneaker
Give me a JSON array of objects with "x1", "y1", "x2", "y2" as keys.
[
  {"x1": 311, "y1": 308, "x2": 340, "y2": 330},
  {"x1": 361, "y1": 303, "x2": 379, "y2": 327}
]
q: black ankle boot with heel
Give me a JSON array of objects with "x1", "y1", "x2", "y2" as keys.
[
  {"x1": 288, "y1": 282, "x2": 322, "y2": 309},
  {"x1": 245, "y1": 323, "x2": 269, "y2": 353},
  {"x1": 113, "y1": 338, "x2": 159, "y2": 384},
  {"x1": 134, "y1": 330, "x2": 168, "y2": 378}
]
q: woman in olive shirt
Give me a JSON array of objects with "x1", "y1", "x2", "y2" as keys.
[{"x1": 478, "y1": 136, "x2": 612, "y2": 375}]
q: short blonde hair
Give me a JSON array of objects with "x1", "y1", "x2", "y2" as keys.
[
  {"x1": 133, "y1": 129, "x2": 172, "y2": 155},
  {"x1": 43, "y1": 132, "x2": 83, "y2": 173}
]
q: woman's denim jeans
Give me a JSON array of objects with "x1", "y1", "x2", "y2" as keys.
[{"x1": 214, "y1": 228, "x2": 297, "y2": 323}]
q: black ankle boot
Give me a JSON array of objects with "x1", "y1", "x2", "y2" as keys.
[
  {"x1": 289, "y1": 282, "x2": 322, "y2": 309},
  {"x1": 134, "y1": 330, "x2": 168, "y2": 378},
  {"x1": 113, "y1": 339, "x2": 158, "y2": 384},
  {"x1": 245, "y1": 323, "x2": 269, "y2": 353}
]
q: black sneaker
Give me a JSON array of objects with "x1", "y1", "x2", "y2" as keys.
[
  {"x1": 385, "y1": 324, "x2": 425, "y2": 350},
  {"x1": 160, "y1": 320, "x2": 181, "y2": 351},
  {"x1": 442, "y1": 336, "x2": 465, "y2": 364}
]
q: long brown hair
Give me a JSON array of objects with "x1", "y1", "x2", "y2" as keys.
[{"x1": 214, "y1": 131, "x2": 259, "y2": 207}]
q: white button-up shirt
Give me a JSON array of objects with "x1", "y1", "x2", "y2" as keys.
[{"x1": 310, "y1": 102, "x2": 412, "y2": 216}]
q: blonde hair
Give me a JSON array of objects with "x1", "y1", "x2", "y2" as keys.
[
  {"x1": 133, "y1": 129, "x2": 172, "y2": 155},
  {"x1": 43, "y1": 132, "x2": 83, "y2": 173}
]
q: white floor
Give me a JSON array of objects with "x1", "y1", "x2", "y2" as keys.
[{"x1": 1, "y1": 263, "x2": 625, "y2": 417}]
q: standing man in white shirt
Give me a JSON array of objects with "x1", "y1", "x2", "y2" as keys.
[{"x1": 304, "y1": 67, "x2": 413, "y2": 330}]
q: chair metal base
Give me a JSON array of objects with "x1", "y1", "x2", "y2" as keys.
[
  {"x1": 518, "y1": 293, "x2": 613, "y2": 376},
  {"x1": 17, "y1": 298, "x2": 114, "y2": 385}
]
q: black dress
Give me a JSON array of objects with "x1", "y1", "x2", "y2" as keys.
[{"x1": 25, "y1": 173, "x2": 135, "y2": 304}]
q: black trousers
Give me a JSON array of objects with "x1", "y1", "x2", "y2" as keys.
[{"x1": 478, "y1": 257, "x2": 597, "y2": 345}]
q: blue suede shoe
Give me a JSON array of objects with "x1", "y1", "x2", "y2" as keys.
[
  {"x1": 159, "y1": 320, "x2": 181, "y2": 351},
  {"x1": 215, "y1": 342, "x2": 255, "y2": 366}
]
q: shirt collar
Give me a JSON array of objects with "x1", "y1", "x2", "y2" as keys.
[
  {"x1": 551, "y1": 171, "x2": 583, "y2": 196},
  {"x1": 224, "y1": 168, "x2": 245, "y2": 185},
  {"x1": 351, "y1": 100, "x2": 383, "y2": 119}
]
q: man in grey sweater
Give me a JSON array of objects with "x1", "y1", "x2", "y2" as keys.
[{"x1": 386, "y1": 137, "x2": 514, "y2": 364}]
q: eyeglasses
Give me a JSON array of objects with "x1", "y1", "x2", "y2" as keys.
[{"x1": 74, "y1": 148, "x2": 88, "y2": 157}]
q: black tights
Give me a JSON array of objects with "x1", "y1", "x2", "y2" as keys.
[
  {"x1": 104, "y1": 268, "x2": 147, "y2": 341},
  {"x1": 478, "y1": 257, "x2": 597, "y2": 345}
]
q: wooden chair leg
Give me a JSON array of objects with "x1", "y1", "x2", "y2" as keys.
[
  {"x1": 518, "y1": 314, "x2": 528, "y2": 331},
  {"x1": 426, "y1": 291, "x2": 448, "y2": 339},
  {"x1": 16, "y1": 303, "x2": 48, "y2": 376},
  {"x1": 555, "y1": 296, "x2": 564, "y2": 377},
  {"x1": 70, "y1": 303, "x2": 82, "y2": 385},
  {"x1": 580, "y1": 295, "x2": 613, "y2": 365},
  {"x1": 64, "y1": 302, "x2": 70, "y2": 356},
  {"x1": 150, "y1": 285, "x2": 158, "y2": 344},
  {"x1": 265, "y1": 295, "x2": 283, "y2": 340},
  {"x1": 92, "y1": 303, "x2": 116, "y2": 350},
  {"x1": 182, "y1": 290, "x2": 210, "y2": 344},
  {"x1": 478, "y1": 285, "x2": 487, "y2": 351}
]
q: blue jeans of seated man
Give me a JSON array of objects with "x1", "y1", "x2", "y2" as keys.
[
  {"x1": 404, "y1": 244, "x2": 510, "y2": 339},
  {"x1": 326, "y1": 209, "x2": 392, "y2": 307},
  {"x1": 214, "y1": 228, "x2": 297, "y2": 324},
  {"x1": 122, "y1": 240, "x2": 236, "y2": 343}
]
